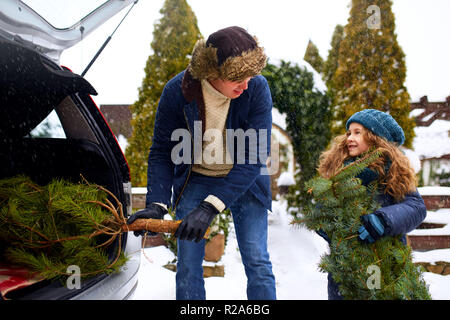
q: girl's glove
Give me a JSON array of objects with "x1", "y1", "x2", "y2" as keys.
[{"x1": 358, "y1": 213, "x2": 386, "y2": 244}]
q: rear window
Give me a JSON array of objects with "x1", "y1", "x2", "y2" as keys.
[{"x1": 29, "y1": 110, "x2": 66, "y2": 138}]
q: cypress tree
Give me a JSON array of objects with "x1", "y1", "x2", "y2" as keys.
[
  {"x1": 322, "y1": 25, "x2": 344, "y2": 91},
  {"x1": 304, "y1": 25, "x2": 344, "y2": 136},
  {"x1": 303, "y1": 40, "x2": 324, "y2": 75},
  {"x1": 125, "y1": 0, "x2": 201, "y2": 186},
  {"x1": 332, "y1": 0, "x2": 415, "y2": 147},
  {"x1": 304, "y1": 23, "x2": 344, "y2": 87}
]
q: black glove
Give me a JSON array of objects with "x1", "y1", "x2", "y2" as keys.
[
  {"x1": 358, "y1": 213, "x2": 386, "y2": 244},
  {"x1": 174, "y1": 201, "x2": 219, "y2": 243},
  {"x1": 127, "y1": 203, "x2": 168, "y2": 237}
]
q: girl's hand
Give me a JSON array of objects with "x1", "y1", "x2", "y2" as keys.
[{"x1": 358, "y1": 213, "x2": 386, "y2": 243}]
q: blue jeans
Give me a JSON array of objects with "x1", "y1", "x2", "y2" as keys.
[{"x1": 175, "y1": 176, "x2": 276, "y2": 300}]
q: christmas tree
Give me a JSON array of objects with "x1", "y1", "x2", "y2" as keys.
[
  {"x1": 0, "y1": 176, "x2": 127, "y2": 280},
  {"x1": 0, "y1": 176, "x2": 194, "y2": 281},
  {"x1": 296, "y1": 149, "x2": 430, "y2": 299}
]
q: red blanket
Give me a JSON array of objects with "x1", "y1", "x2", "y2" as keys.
[{"x1": 0, "y1": 264, "x2": 43, "y2": 299}]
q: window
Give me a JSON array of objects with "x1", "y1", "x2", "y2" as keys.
[{"x1": 29, "y1": 110, "x2": 66, "y2": 138}]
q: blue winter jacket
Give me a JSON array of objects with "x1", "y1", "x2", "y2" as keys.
[
  {"x1": 374, "y1": 190, "x2": 426, "y2": 243},
  {"x1": 145, "y1": 70, "x2": 273, "y2": 211}
]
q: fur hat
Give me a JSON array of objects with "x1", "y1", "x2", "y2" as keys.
[
  {"x1": 346, "y1": 109, "x2": 405, "y2": 146},
  {"x1": 188, "y1": 26, "x2": 267, "y2": 82}
]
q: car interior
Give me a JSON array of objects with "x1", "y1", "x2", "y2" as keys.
[{"x1": 0, "y1": 34, "x2": 130, "y2": 300}]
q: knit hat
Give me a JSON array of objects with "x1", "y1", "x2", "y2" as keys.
[
  {"x1": 188, "y1": 26, "x2": 267, "y2": 82},
  {"x1": 346, "y1": 109, "x2": 405, "y2": 146}
]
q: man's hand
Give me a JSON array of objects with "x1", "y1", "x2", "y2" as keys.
[
  {"x1": 127, "y1": 203, "x2": 168, "y2": 237},
  {"x1": 174, "y1": 201, "x2": 219, "y2": 242}
]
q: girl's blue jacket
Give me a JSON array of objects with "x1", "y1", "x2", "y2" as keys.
[
  {"x1": 318, "y1": 165, "x2": 427, "y2": 244},
  {"x1": 375, "y1": 190, "x2": 426, "y2": 243}
]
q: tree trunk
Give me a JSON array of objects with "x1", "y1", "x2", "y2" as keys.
[{"x1": 124, "y1": 218, "x2": 210, "y2": 238}]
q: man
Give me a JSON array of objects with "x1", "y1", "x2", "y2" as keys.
[{"x1": 127, "y1": 26, "x2": 276, "y2": 300}]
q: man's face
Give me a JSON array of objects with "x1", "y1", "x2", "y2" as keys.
[{"x1": 208, "y1": 77, "x2": 252, "y2": 99}]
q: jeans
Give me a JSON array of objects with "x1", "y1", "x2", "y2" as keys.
[{"x1": 175, "y1": 176, "x2": 276, "y2": 300}]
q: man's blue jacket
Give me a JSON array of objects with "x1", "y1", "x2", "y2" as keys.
[{"x1": 145, "y1": 70, "x2": 273, "y2": 212}]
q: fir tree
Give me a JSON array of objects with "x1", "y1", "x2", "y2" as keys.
[
  {"x1": 332, "y1": 0, "x2": 415, "y2": 147},
  {"x1": 297, "y1": 149, "x2": 431, "y2": 300},
  {"x1": 125, "y1": 0, "x2": 201, "y2": 186}
]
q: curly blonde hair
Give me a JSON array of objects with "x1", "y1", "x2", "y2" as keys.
[{"x1": 318, "y1": 128, "x2": 417, "y2": 201}]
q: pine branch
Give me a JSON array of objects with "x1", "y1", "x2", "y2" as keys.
[{"x1": 333, "y1": 148, "x2": 382, "y2": 182}]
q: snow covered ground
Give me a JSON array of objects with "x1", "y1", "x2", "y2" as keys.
[{"x1": 131, "y1": 199, "x2": 450, "y2": 300}]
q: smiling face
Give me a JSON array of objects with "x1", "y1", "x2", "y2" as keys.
[
  {"x1": 346, "y1": 122, "x2": 370, "y2": 157},
  {"x1": 208, "y1": 77, "x2": 252, "y2": 99}
]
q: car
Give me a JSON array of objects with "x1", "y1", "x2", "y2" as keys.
[{"x1": 0, "y1": 0, "x2": 141, "y2": 299}]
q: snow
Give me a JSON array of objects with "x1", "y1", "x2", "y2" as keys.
[
  {"x1": 272, "y1": 108, "x2": 287, "y2": 131},
  {"x1": 132, "y1": 187, "x2": 147, "y2": 194},
  {"x1": 421, "y1": 273, "x2": 450, "y2": 300},
  {"x1": 410, "y1": 108, "x2": 425, "y2": 118},
  {"x1": 402, "y1": 147, "x2": 421, "y2": 173},
  {"x1": 413, "y1": 248, "x2": 450, "y2": 265},
  {"x1": 413, "y1": 120, "x2": 450, "y2": 160},
  {"x1": 117, "y1": 134, "x2": 129, "y2": 153},
  {"x1": 277, "y1": 172, "x2": 296, "y2": 187},
  {"x1": 412, "y1": 248, "x2": 450, "y2": 301},
  {"x1": 418, "y1": 186, "x2": 450, "y2": 196},
  {"x1": 130, "y1": 198, "x2": 450, "y2": 300},
  {"x1": 408, "y1": 209, "x2": 450, "y2": 236}
]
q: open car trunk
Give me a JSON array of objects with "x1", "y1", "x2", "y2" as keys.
[{"x1": 0, "y1": 35, "x2": 133, "y2": 300}]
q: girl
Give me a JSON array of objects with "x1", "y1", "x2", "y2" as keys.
[{"x1": 317, "y1": 109, "x2": 427, "y2": 300}]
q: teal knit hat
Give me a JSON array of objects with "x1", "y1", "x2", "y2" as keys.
[{"x1": 346, "y1": 109, "x2": 405, "y2": 146}]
